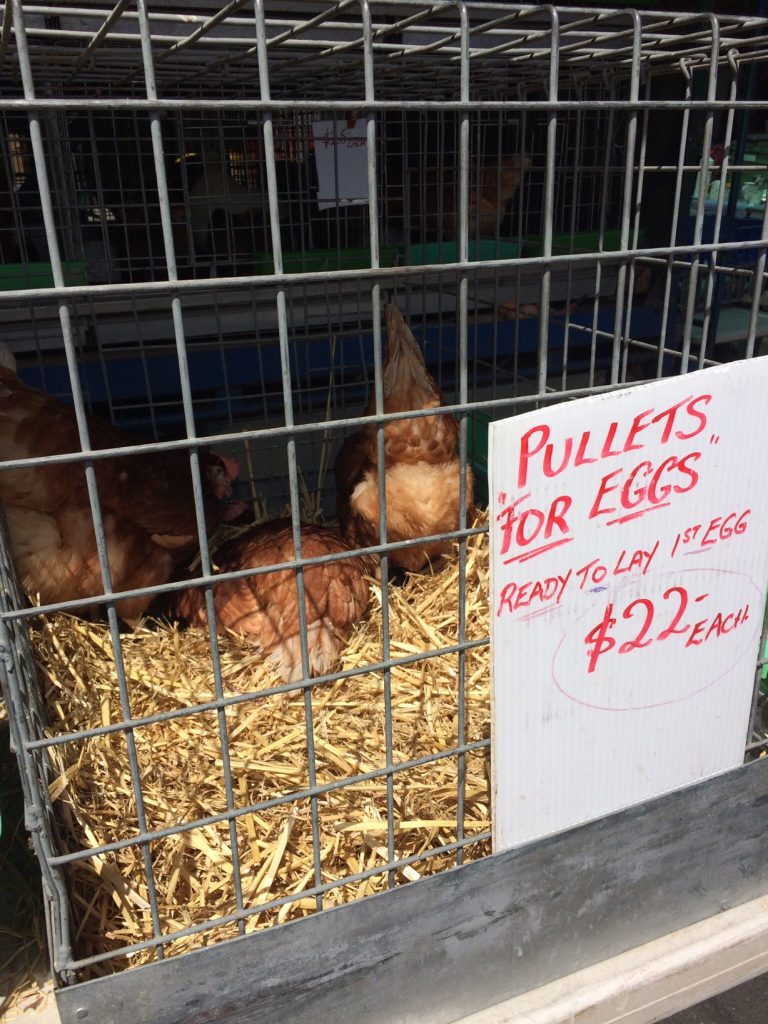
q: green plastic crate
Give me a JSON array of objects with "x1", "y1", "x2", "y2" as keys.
[
  {"x1": 0, "y1": 261, "x2": 88, "y2": 290},
  {"x1": 406, "y1": 239, "x2": 520, "y2": 266},
  {"x1": 253, "y1": 246, "x2": 401, "y2": 275},
  {"x1": 467, "y1": 411, "x2": 491, "y2": 505},
  {"x1": 523, "y1": 228, "x2": 646, "y2": 258}
]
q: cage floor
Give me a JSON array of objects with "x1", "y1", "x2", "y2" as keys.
[{"x1": 28, "y1": 520, "x2": 490, "y2": 977}]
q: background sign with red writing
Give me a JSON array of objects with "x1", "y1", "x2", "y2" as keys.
[
  {"x1": 312, "y1": 119, "x2": 369, "y2": 210},
  {"x1": 489, "y1": 358, "x2": 768, "y2": 852}
]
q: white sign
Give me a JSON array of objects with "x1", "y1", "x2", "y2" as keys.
[
  {"x1": 489, "y1": 358, "x2": 768, "y2": 852},
  {"x1": 312, "y1": 119, "x2": 369, "y2": 211}
]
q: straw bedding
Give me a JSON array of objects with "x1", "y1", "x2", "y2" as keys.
[{"x1": 27, "y1": 518, "x2": 491, "y2": 977}]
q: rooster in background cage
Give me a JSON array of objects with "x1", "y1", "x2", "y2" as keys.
[
  {"x1": 334, "y1": 303, "x2": 474, "y2": 574},
  {"x1": 0, "y1": 345, "x2": 246, "y2": 625},
  {"x1": 175, "y1": 519, "x2": 370, "y2": 684}
]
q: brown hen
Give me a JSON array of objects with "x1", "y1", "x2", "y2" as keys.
[
  {"x1": 388, "y1": 155, "x2": 528, "y2": 240},
  {"x1": 0, "y1": 353, "x2": 245, "y2": 625},
  {"x1": 175, "y1": 520, "x2": 370, "y2": 683},
  {"x1": 334, "y1": 303, "x2": 473, "y2": 573}
]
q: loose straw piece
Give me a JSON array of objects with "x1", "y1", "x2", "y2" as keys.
[{"x1": 362, "y1": 835, "x2": 420, "y2": 882}]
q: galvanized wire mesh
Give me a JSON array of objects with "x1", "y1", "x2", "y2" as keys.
[{"x1": 0, "y1": 0, "x2": 766, "y2": 984}]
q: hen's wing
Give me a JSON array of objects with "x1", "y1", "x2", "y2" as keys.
[
  {"x1": 0, "y1": 366, "x2": 240, "y2": 619},
  {"x1": 382, "y1": 405, "x2": 460, "y2": 467},
  {"x1": 334, "y1": 429, "x2": 372, "y2": 541},
  {"x1": 93, "y1": 448, "x2": 221, "y2": 549},
  {"x1": 4, "y1": 503, "x2": 176, "y2": 625},
  {"x1": 177, "y1": 520, "x2": 370, "y2": 682},
  {"x1": 0, "y1": 367, "x2": 231, "y2": 544},
  {"x1": 0, "y1": 367, "x2": 91, "y2": 511}
]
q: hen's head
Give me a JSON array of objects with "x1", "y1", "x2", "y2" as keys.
[{"x1": 203, "y1": 453, "x2": 248, "y2": 522}]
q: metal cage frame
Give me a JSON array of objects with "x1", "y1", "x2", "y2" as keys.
[{"x1": 0, "y1": 2, "x2": 767, "y2": 1022}]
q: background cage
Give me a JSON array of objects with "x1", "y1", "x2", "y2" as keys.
[{"x1": 1, "y1": 3, "x2": 768, "y2": 1023}]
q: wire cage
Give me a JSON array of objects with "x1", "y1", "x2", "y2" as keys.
[{"x1": 1, "y1": 0, "x2": 768, "y2": 1017}]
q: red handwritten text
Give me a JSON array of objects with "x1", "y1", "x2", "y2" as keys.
[
  {"x1": 575, "y1": 542, "x2": 660, "y2": 590},
  {"x1": 319, "y1": 127, "x2": 367, "y2": 149},
  {"x1": 670, "y1": 509, "x2": 751, "y2": 557},
  {"x1": 583, "y1": 585, "x2": 750, "y2": 673},
  {"x1": 496, "y1": 491, "x2": 572, "y2": 557},
  {"x1": 686, "y1": 605, "x2": 750, "y2": 647},
  {"x1": 496, "y1": 570, "x2": 572, "y2": 617},
  {"x1": 517, "y1": 394, "x2": 711, "y2": 488},
  {"x1": 589, "y1": 452, "x2": 701, "y2": 521}
]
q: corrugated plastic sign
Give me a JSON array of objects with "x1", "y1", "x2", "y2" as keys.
[
  {"x1": 489, "y1": 358, "x2": 768, "y2": 852},
  {"x1": 312, "y1": 119, "x2": 369, "y2": 210}
]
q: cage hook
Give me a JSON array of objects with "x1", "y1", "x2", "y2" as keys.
[
  {"x1": 678, "y1": 57, "x2": 692, "y2": 81},
  {"x1": 727, "y1": 48, "x2": 740, "y2": 76}
]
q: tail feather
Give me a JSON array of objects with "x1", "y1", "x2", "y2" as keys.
[
  {"x1": 268, "y1": 621, "x2": 343, "y2": 683},
  {"x1": 383, "y1": 303, "x2": 437, "y2": 403}
]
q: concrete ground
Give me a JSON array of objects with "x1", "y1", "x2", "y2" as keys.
[{"x1": 663, "y1": 974, "x2": 768, "y2": 1023}]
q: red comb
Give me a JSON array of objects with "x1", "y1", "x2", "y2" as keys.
[{"x1": 219, "y1": 454, "x2": 240, "y2": 481}]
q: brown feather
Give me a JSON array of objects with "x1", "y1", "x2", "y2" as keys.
[
  {"x1": 387, "y1": 155, "x2": 528, "y2": 240},
  {"x1": 334, "y1": 304, "x2": 473, "y2": 572},
  {"x1": 0, "y1": 365, "x2": 241, "y2": 623},
  {"x1": 176, "y1": 520, "x2": 370, "y2": 683}
]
